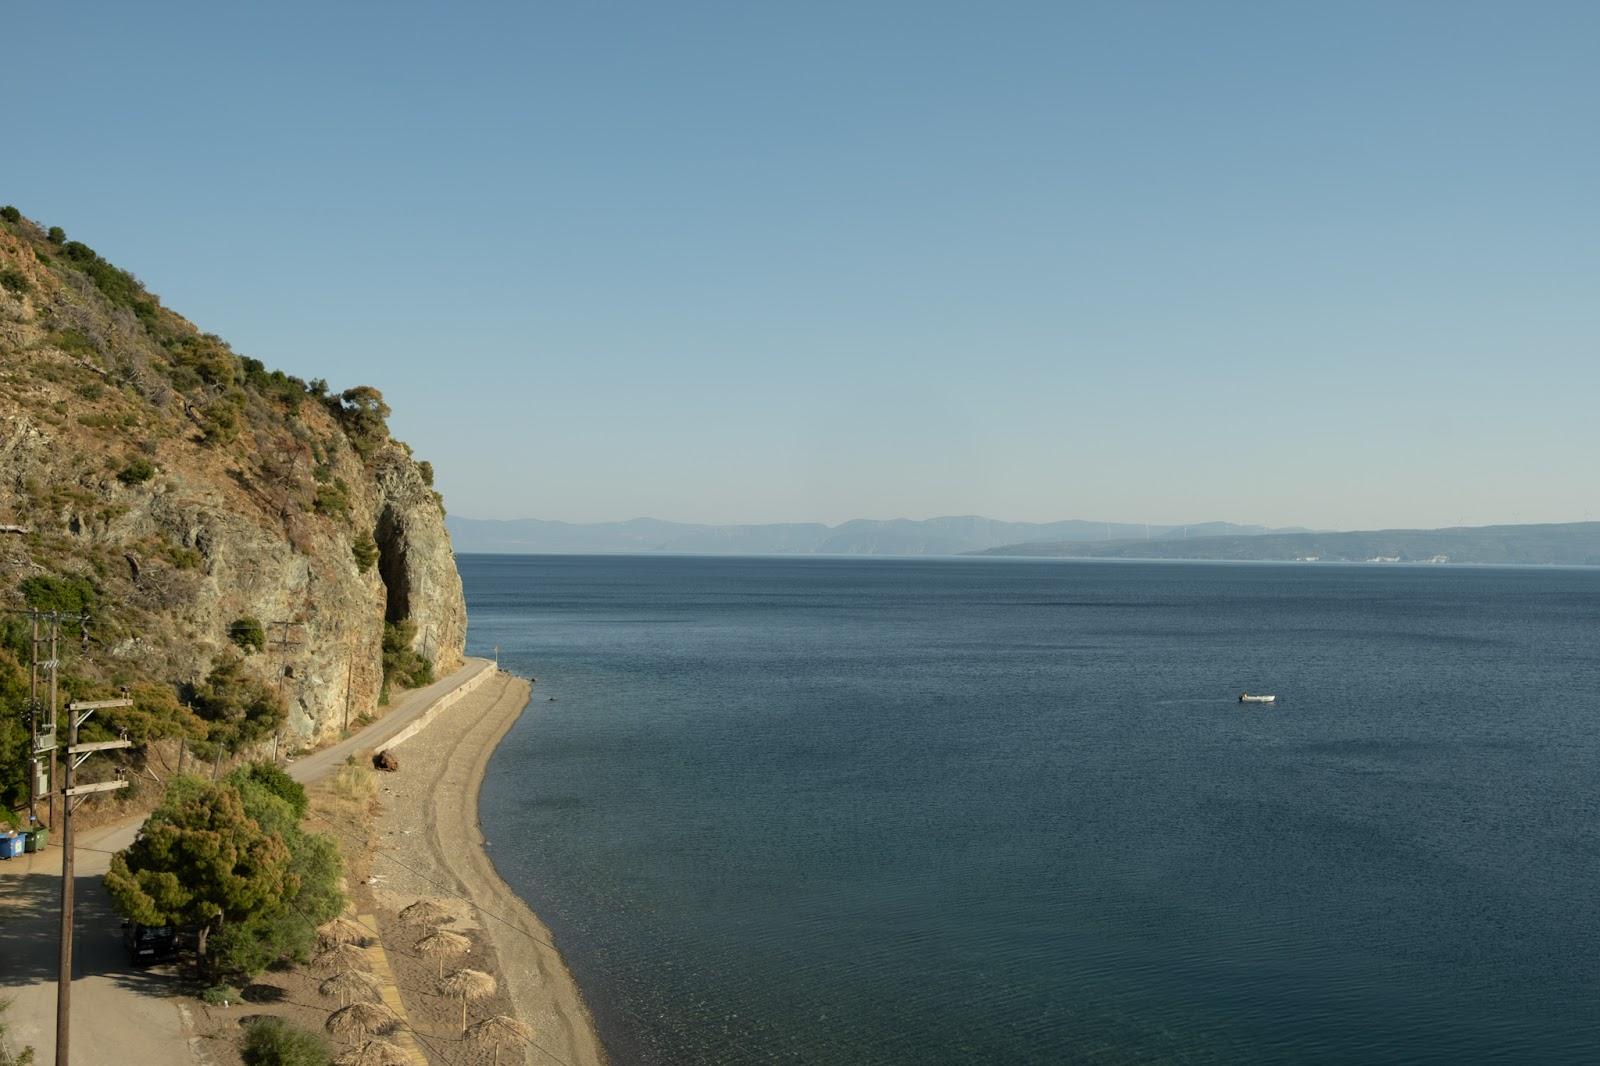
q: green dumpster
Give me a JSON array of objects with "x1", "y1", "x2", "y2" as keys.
[{"x1": 24, "y1": 827, "x2": 47, "y2": 853}]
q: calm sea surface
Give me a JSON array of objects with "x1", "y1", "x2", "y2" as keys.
[{"x1": 469, "y1": 555, "x2": 1600, "y2": 1064}]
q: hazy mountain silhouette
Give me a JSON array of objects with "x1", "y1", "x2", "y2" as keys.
[{"x1": 446, "y1": 515, "x2": 1303, "y2": 556}]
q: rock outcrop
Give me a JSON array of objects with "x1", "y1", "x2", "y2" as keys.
[{"x1": 0, "y1": 209, "x2": 466, "y2": 744}]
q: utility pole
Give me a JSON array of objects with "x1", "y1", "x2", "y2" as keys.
[
  {"x1": 11, "y1": 609, "x2": 77, "y2": 830},
  {"x1": 28, "y1": 613, "x2": 40, "y2": 823},
  {"x1": 265, "y1": 620, "x2": 304, "y2": 763},
  {"x1": 48, "y1": 620, "x2": 59, "y2": 827},
  {"x1": 56, "y1": 697, "x2": 131, "y2": 1066}
]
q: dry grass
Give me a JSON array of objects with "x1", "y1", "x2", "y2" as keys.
[{"x1": 332, "y1": 760, "x2": 380, "y2": 804}]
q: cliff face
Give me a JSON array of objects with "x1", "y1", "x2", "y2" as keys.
[{"x1": 0, "y1": 210, "x2": 465, "y2": 743}]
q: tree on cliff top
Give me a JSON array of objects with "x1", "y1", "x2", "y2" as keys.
[{"x1": 331, "y1": 386, "x2": 390, "y2": 458}]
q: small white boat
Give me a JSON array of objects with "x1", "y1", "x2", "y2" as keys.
[{"x1": 1239, "y1": 693, "x2": 1277, "y2": 704}]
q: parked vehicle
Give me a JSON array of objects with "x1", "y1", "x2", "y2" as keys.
[{"x1": 122, "y1": 921, "x2": 177, "y2": 966}]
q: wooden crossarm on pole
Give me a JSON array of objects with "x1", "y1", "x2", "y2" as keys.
[
  {"x1": 66, "y1": 739, "x2": 133, "y2": 755},
  {"x1": 63, "y1": 779, "x2": 128, "y2": 797}
]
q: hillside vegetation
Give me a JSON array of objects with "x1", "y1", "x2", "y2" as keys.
[{"x1": 0, "y1": 205, "x2": 466, "y2": 821}]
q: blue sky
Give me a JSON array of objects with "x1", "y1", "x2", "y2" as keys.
[{"x1": 6, "y1": 2, "x2": 1596, "y2": 528}]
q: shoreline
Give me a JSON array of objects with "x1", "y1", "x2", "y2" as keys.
[{"x1": 374, "y1": 669, "x2": 608, "y2": 1066}]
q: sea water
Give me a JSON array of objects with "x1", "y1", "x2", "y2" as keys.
[{"x1": 470, "y1": 555, "x2": 1600, "y2": 1064}]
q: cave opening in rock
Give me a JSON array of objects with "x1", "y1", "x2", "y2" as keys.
[{"x1": 374, "y1": 507, "x2": 410, "y2": 624}]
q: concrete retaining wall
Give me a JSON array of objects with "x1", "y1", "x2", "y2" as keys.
[{"x1": 382, "y1": 661, "x2": 501, "y2": 751}]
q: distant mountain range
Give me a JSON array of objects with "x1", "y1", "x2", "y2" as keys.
[
  {"x1": 975, "y1": 522, "x2": 1600, "y2": 567},
  {"x1": 446, "y1": 516, "x2": 1307, "y2": 556}
]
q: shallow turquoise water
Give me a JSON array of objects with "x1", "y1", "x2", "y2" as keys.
[{"x1": 470, "y1": 555, "x2": 1600, "y2": 1064}]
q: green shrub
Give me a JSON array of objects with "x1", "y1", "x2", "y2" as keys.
[
  {"x1": 313, "y1": 480, "x2": 349, "y2": 519},
  {"x1": 209, "y1": 769, "x2": 342, "y2": 982},
  {"x1": 168, "y1": 334, "x2": 237, "y2": 388},
  {"x1": 228, "y1": 617, "x2": 266, "y2": 652},
  {"x1": 94, "y1": 681, "x2": 206, "y2": 745},
  {"x1": 0, "y1": 652, "x2": 32, "y2": 814},
  {"x1": 234, "y1": 357, "x2": 308, "y2": 406},
  {"x1": 417, "y1": 460, "x2": 434, "y2": 487},
  {"x1": 239, "y1": 1017, "x2": 329, "y2": 1066},
  {"x1": 226, "y1": 761, "x2": 308, "y2": 819},
  {"x1": 351, "y1": 531, "x2": 379, "y2": 573},
  {"x1": 56, "y1": 240, "x2": 155, "y2": 319},
  {"x1": 160, "y1": 543, "x2": 203, "y2": 570},
  {"x1": 382, "y1": 621, "x2": 433, "y2": 690},
  {"x1": 190, "y1": 656, "x2": 285, "y2": 753},
  {"x1": 0, "y1": 205, "x2": 20, "y2": 223},
  {"x1": 199, "y1": 401, "x2": 239, "y2": 445},
  {"x1": 19, "y1": 574, "x2": 97, "y2": 614},
  {"x1": 48, "y1": 329, "x2": 97, "y2": 357},
  {"x1": 46, "y1": 226, "x2": 65, "y2": 244},
  {"x1": 199, "y1": 984, "x2": 239, "y2": 1007},
  {"x1": 0, "y1": 268, "x2": 29, "y2": 295},
  {"x1": 117, "y1": 458, "x2": 156, "y2": 485}
]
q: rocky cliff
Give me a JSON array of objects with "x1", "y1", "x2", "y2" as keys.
[{"x1": 0, "y1": 208, "x2": 466, "y2": 745}]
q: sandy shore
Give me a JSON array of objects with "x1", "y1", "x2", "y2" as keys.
[{"x1": 372, "y1": 671, "x2": 607, "y2": 1066}]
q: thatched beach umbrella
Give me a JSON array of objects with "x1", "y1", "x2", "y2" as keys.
[
  {"x1": 416, "y1": 928, "x2": 471, "y2": 977},
  {"x1": 313, "y1": 943, "x2": 371, "y2": 973},
  {"x1": 467, "y1": 1015, "x2": 536, "y2": 1066},
  {"x1": 319, "y1": 915, "x2": 370, "y2": 949},
  {"x1": 325, "y1": 1001, "x2": 401, "y2": 1044},
  {"x1": 332, "y1": 1039, "x2": 411, "y2": 1066},
  {"x1": 439, "y1": 967, "x2": 496, "y2": 1032},
  {"x1": 319, "y1": 968, "x2": 383, "y2": 1007},
  {"x1": 398, "y1": 899, "x2": 453, "y2": 928}
]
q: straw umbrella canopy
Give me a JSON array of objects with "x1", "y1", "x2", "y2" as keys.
[
  {"x1": 439, "y1": 968, "x2": 496, "y2": 1032},
  {"x1": 467, "y1": 1015, "x2": 536, "y2": 1066},
  {"x1": 332, "y1": 1038, "x2": 411, "y2": 1066},
  {"x1": 325, "y1": 1001, "x2": 401, "y2": 1044},
  {"x1": 319, "y1": 969, "x2": 384, "y2": 1008},
  {"x1": 398, "y1": 899, "x2": 453, "y2": 928},
  {"x1": 319, "y1": 915, "x2": 370, "y2": 949},
  {"x1": 313, "y1": 943, "x2": 371, "y2": 973},
  {"x1": 415, "y1": 928, "x2": 471, "y2": 977}
]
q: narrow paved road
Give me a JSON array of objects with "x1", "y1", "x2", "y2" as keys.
[{"x1": 0, "y1": 657, "x2": 493, "y2": 1066}]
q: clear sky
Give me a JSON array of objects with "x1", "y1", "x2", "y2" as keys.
[{"x1": 5, "y1": 2, "x2": 1596, "y2": 529}]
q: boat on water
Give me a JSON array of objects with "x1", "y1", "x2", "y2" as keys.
[{"x1": 1239, "y1": 693, "x2": 1277, "y2": 704}]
